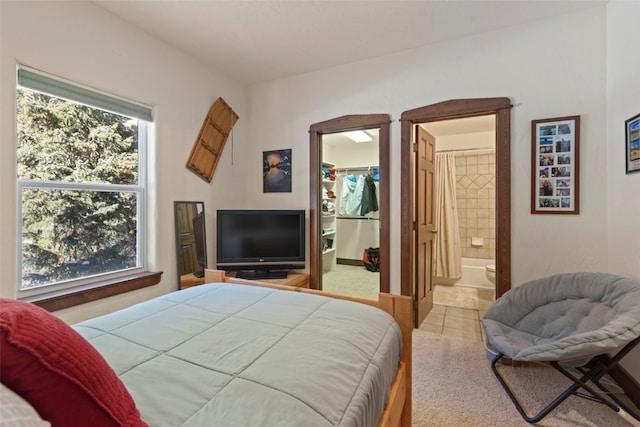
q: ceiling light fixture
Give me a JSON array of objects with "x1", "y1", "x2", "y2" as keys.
[{"x1": 343, "y1": 130, "x2": 372, "y2": 142}]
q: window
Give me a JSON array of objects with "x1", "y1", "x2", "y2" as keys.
[{"x1": 16, "y1": 67, "x2": 153, "y2": 296}]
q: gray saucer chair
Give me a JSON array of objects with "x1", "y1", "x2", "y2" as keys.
[{"x1": 482, "y1": 272, "x2": 640, "y2": 424}]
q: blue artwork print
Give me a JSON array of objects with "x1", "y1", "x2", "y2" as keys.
[
  {"x1": 629, "y1": 120, "x2": 640, "y2": 159},
  {"x1": 627, "y1": 114, "x2": 640, "y2": 173}
]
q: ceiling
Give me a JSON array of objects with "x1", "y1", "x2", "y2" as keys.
[{"x1": 93, "y1": 1, "x2": 603, "y2": 85}]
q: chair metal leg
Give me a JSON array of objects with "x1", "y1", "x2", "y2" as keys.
[
  {"x1": 490, "y1": 353, "x2": 579, "y2": 423},
  {"x1": 551, "y1": 336, "x2": 640, "y2": 423},
  {"x1": 490, "y1": 336, "x2": 640, "y2": 424}
]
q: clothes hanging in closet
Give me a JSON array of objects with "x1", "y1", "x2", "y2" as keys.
[
  {"x1": 339, "y1": 174, "x2": 379, "y2": 216},
  {"x1": 339, "y1": 175, "x2": 363, "y2": 216},
  {"x1": 360, "y1": 174, "x2": 379, "y2": 216}
]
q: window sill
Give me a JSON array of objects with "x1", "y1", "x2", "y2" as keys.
[{"x1": 21, "y1": 271, "x2": 163, "y2": 312}]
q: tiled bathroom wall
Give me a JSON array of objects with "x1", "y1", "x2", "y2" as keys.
[{"x1": 455, "y1": 150, "x2": 496, "y2": 259}]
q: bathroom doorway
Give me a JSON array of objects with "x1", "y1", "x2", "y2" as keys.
[
  {"x1": 421, "y1": 116, "x2": 497, "y2": 330},
  {"x1": 400, "y1": 98, "x2": 513, "y2": 328}
]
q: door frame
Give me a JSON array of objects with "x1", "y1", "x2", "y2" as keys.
[
  {"x1": 309, "y1": 114, "x2": 391, "y2": 292},
  {"x1": 400, "y1": 98, "x2": 513, "y2": 304}
]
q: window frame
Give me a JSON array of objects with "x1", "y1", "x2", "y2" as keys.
[{"x1": 15, "y1": 66, "x2": 160, "y2": 307}]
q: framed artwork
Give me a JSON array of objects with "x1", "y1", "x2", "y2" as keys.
[
  {"x1": 625, "y1": 113, "x2": 640, "y2": 174},
  {"x1": 263, "y1": 149, "x2": 292, "y2": 192},
  {"x1": 531, "y1": 115, "x2": 580, "y2": 214}
]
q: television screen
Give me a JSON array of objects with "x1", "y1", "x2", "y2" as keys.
[{"x1": 216, "y1": 210, "x2": 305, "y2": 278}]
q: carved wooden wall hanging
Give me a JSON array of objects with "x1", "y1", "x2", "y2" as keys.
[{"x1": 186, "y1": 97, "x2": 239, "y2": 182}]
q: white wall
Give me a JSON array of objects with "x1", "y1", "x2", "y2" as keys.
[
  {"x1": 0, "y1": 1, "x2": 248, "y2": 323},
  {"x1": 606, "y1": 0, "x2": 640, "y2": 381},
  {"x1": 247, "y1": 5, "x2": 609, "y2": 294},
  {"x1": 606, "y1": 1, "x2": 640, "y2": 280},
  {"x1": 433, "y1": 131, "x2": 495, "y2": 152},
  {"x1": 325, "y1": 141, "x2": 380, "y2": 168}
]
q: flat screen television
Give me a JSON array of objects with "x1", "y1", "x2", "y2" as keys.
[{"x1": 216, "y1": 209, "x2": 305, "y2": 279}]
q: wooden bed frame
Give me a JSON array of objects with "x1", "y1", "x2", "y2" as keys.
[{"x1": 204, "y1": 269, "x2": 412, "y2": 427}]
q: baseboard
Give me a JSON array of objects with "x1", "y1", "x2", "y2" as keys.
[
  {"x1": 337, "y1": 258, "x2": 363, "y2": 266},
  {"x1": 610, "y1": 361, "x2": 640, "y2": 407},
  {"x1": 592, "y1": 354, "x2": 640, "y2": 407}
]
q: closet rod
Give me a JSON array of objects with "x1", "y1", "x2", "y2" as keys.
[{"x1": 334, "y1": 165, "x2": 379, "y2": 172}]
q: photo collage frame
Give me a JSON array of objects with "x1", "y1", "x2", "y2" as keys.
[{"x1": 531, "y1": 115, "x2": 580, "y2": 214}]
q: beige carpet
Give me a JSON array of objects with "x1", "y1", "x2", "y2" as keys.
[
  {"x1": 412, "y1": 329, "x2": 640, "y2": 427},
  {"x1": 322, "y1": 265, "x2": 379, "y2": 300}
]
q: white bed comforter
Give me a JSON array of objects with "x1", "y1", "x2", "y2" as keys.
[{"x1": 74, "y1": 283, "x2": 402, "y2": 427}]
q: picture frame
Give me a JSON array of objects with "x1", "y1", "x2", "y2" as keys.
[
  {"x1": 263, "y1": 148, "x2": 292, "y2": 192},
  {"x1": 625, "y1": 113, "x2": 640, "y2": 174},
  {"x1": 531, "y1": 115, "x2": 580, "y2": 214}
]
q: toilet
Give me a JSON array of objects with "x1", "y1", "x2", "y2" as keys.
[{"x1": 485, "y1": 264, "x2": 496, "y2": 284}]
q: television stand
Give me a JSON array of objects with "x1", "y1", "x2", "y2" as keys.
[{"x1": 235, "y1": 270, "x2": 288, "y2": 280}]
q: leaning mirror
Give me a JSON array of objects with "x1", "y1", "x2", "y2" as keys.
[{"x1": 174, "y1": 201, "x2": 207, "y2": 289}]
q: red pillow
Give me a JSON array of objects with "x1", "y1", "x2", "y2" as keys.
[{"x1": 0, "y1": 298, "x2": 147, "y2": 427}]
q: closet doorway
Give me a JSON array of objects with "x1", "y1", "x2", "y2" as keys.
[
  {"x1": 309, "y1": 115, "x2": 391, "y2": 297},
  {"x1": 400, "y1": 98, "x2": 513, "y2": 327}
]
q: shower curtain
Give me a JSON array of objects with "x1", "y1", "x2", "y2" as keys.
[{"x1": 434, "y1": 153, "x2": 462, "y2": 279}]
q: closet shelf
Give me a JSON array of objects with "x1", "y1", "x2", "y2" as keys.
[{"x1": 322, "y1": 248, "x2": 336, "y2": 255}]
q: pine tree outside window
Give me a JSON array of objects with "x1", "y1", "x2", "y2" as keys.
[{"x1": 16, "y1": 67, "x2": 153, "y2": 296}]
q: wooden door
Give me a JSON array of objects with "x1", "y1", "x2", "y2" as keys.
[
  {"x1": 176, "y1": 203, "x2": 200, "y2": 275},
  {"x1": 414, "y1": 126, "x2": 436, "y2": 327}
]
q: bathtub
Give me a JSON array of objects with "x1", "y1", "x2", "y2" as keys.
[{"x1": 434, "y1": 257, "x2": 494, "y2": 290}]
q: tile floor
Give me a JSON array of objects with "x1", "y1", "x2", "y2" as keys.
[{"x1": 418, "y1": 285, "x2": 495, "y2": 343}]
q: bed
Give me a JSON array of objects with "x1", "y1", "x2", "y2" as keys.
[{"x1": 0, "y1": 269, "x2": 412, "y2": 427}]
